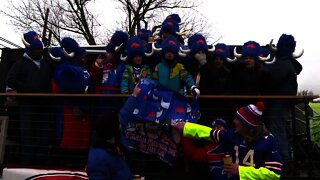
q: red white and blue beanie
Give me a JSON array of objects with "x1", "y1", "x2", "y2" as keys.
[{"x1": 236, "y1": 101, "x2": 266, "y2": 128}]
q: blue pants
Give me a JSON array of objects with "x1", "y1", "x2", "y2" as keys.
[{"x1": 87, "y1": 147, "x2": 132, "y2": 180}]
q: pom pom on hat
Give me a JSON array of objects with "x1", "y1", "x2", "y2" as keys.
[
  {"x1": 236, "y1": 101, "x2": 265, "y2": 128},
  {"x1": 106, "y1": 30, "x2": 129, "y2": 54},
  {"x1": 241, "y1": 41, "x2": 261, "y2": 60},
  {"x1": 187, "y1": 34, "x2": 208, "y2": 55},
  {"x1": 276, "y1": 34, "x2": 296, "y2": 58},
  {"x1": 255, "y1": 101, "x2": 266, "y2": 112}
]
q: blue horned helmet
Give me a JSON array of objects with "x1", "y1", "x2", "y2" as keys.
[
  {"x1": 268, "y1": 34, "x2": 304, "y2": 59},
  {"x1": 234, "y1": 41, "x2": 271, "y2": 63}
]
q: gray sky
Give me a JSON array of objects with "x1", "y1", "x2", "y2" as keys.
[{"x1": 1, "y1": 0, "x2": 319, "y2": 94}]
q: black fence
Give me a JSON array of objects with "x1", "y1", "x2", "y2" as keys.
[{"x1": 0, "y1": 93, "x2": 319, "y2": 180}]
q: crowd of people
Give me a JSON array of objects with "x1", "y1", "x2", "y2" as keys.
[{"x1": 4, "y1": 13, "x2": 305, "y2": 179}]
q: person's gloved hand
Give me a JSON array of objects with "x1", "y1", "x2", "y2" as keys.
[
  {"x1": 194, "y1": 51, "x2": 207, "y2": 66},
  {"x1": 190, "y1": 85, "x2": 200, "y2": 99}
]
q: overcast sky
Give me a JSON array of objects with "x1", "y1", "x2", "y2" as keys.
[{"x1": 0, "y1": 0, "x2": 319, "y2": 94}]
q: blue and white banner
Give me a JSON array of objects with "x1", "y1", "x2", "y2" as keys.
[{"x1": 122, "y1": 79, "x2": 200, "y2": 165}]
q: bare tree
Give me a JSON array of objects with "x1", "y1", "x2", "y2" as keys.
[
  {"x1": 113, "y1": 0, "x2": 220, "y2": 43},
  {"x1": 0, "y1": 0, "x2": 101, "y2": 45},
  {"x1": 114, "y1": 0, "x2": 198, "y2": 35},
  {"x1": 1, "y1": 0, "x2": 220, "y2": 46}
]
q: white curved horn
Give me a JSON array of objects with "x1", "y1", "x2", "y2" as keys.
[
  {"x1": 152, "y1": 42, "x2": 162, "y2": 52},
  {"x1": 62, "y1": 48, "x2": 75, "y2": 58},
  {"x1": 208, "y1": 46, "x2": 216, "y2": 52},
  {"x1": 49, "y1": 53, "x2": 62, "y2": 62},
  {"x1": 152, "y1": 28, "x2": 161, "y2": 40},
  {"x1": 269, "y1": 39, "x2": 277, "y2": 52},
  {"x1": 21, "y1": 36, "x2": 30, "y2": 47},
  {"x1": 178, "y1": 51, "x2": 187, "y2": 57},
  {"x1": 208, "y1": 45, "x2": 215, "y2": 52},
  {"x1": 264, "y1": 57, "x2": 276, "y2": 64},
  {"x1": 292, "y1": 49, "x2": 304, "y2": 59},
  {"x1": 176, "y1": 31, "x2": 187, "y2": 36},
  {"x1": 226, "y1": 57, "x2": 237, "y2": 63},
  {"x1": 259, "y1": 54, "x2": 271, "y2": 61},
  {"x1": 180, "y1": 46, "x2": 191, "y2": 53},
  {"x1": 115, "y1": 43, "x2": 123, "y2": 52},
  {"x1": 120, "y1": 53, "x2": 127, "y2": 61},
  {"x1": 152, "y1": 28, "x2": 160, "y2": 37},
  {"x1": 233, "y1": 47, "x2": 242, "y2": 59},
  {"x1": 145, "y1": 48, "x2": 154, "y2": 57}
]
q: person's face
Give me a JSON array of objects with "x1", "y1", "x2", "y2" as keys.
[
  {"x1": 30, "y1": 48, "x2": 43, "y2": 59},
  {"x1": 233, "y1": 118, "x2": 244, "y2": 133},
  {"x1": 162, "y1": 31, "x2": 170, "y2": 39},
  {"x1": 106, "y1": 52, "x2": 117, "y2": 64},
  {"x1": 214, "y1": 56, "x2": 224, "y2": 68},
  {"x1": 244, "y1": 56, "x2": 255, "y2": 69},
  {"x1": 133, "y1": 55, "x2": 143, "y2": 65},
  {"x1": 164, "y1": 51, "x2": 175, "y2": 61}
]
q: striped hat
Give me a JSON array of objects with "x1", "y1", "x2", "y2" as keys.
[{"x1": 236, "y1": 102, "x2": 265, "y2": 128}]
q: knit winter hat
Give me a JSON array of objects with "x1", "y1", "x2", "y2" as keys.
[
  {"x1": 106, "y1": 30, "x2": 129, "y2": 54},
  {"x1": 161, "y1": 35, "x2": 180, "y2": 56},
  {"x1": 160, "y1": 19, "x2": 179, "y2": 36},
  {"x1": 276, "y1": 34, "x2": 296, "y2": 58},
  {"x1": 22, "y1": 31, "x2": 44, "y2": 54},
  {"x1": 187, "y1": 34, "x2": 208, "y2": 55},
  {"x1": 137, "y1": 28, "x2": 152, "y2": 42},
  {"x1": 236, "y1": 101, "x2": 266, "y2": 128},
  {"x1": 126, "y1": 36, "x2": 145, "y2": 60},
  {"x1": 241, "y1": 41, "x2": 261, "y2": 60},
  {"x1": 60, "y1": 37, "x2": 86, "y2": 61},
  {"x1": 165, "y1": 14, "x2": 181, "y2": 23},
  {"x1": 213, "y1": 43, "x2": 230, "y2": 60}
]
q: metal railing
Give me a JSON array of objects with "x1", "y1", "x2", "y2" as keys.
[{"x1": 0, "y1": 93, "x2": 319, "y2": 179}]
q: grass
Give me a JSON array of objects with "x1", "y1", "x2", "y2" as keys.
[{"x1": 309, "y1": 102, "x2": 320, "y2": 115}]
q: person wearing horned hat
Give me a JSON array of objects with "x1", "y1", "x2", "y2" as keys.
[{"x1": 6, "y1": 30, "x2": 54, "y2": 165}]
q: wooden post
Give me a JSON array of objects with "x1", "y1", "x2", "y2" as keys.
[{"x1": 0, "y1": 116, "x2": 9, "y2": 164}]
